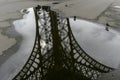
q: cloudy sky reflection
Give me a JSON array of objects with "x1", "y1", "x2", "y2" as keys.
[{"x1": 70, "y1": 19, "x2": 120, "y2": 68}]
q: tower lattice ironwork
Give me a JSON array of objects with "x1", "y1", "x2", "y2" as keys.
[{"x1": 13, "y1": 6, "x2": 114, "y2": 80}]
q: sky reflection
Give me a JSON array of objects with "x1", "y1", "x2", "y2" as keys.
[{"x1": 70, "y1": 19, "x2": 120, "y2": 68}]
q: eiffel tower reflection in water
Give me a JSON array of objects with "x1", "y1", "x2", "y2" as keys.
[{"x1": 13, "y1": 6, "x2": 114, "y2": 80}]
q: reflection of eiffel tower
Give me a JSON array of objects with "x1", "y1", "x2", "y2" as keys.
[{"x1": 13, "y1": 6, "x2": 114, "y2": 80}]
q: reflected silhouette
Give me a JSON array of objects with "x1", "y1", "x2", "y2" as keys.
[{"x1": 105, "y1": 23, "x2": 110, "y2": 31}]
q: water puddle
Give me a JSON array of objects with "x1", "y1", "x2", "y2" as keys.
[{"x1": 1, "y1": 8, "x2": 120, "y2": 80}]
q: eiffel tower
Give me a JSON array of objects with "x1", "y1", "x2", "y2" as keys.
[{"x1": 13, "y1": 6, "x2": 114, "y2": 80}]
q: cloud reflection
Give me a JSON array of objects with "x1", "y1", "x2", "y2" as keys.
[{"x1": 70, "y1": 19, "x2": 120, "y2": 68}]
